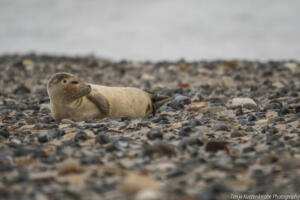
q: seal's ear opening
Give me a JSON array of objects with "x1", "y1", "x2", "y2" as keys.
[{"x1": 150, "y1": 94, "x2": 170, "y2": 115}]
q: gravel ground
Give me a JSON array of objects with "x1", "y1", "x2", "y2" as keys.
[{"x1": 0, "y1": 54, "x2": 300, "y2": 200}]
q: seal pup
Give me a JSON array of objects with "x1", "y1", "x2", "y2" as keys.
[{"x1": 47, "y1": 72, "x2": 170, "y2": 121}]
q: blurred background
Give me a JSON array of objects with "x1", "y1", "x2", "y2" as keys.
[{"x1": 1, "y1": 0, "x2": 300, "y2": 61}]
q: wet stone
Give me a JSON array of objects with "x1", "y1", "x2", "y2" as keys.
[
  {"x1": 284, "y1": 133, "x2": 298, "y2": 140},
  {"x1": 143, "y1": 142, "x2": 176, "y2": 157},
  {"x1": 260, "y1": 154, "x2": 279, "y2": 165},
  {"x1": 38, "y1": 116, "x2": 53, "y2": 123},
  {"x1": 0, "y1": 129, "x2": 9, "y2": 138},
  {"x1": 235, "y1": 106, "x2": 244, "y2": 116},
  {"x1": 243, "y1": 146, "x2": 256, "y2": 153},
  {"x1": 121, "y1": 115, "x2": 132, "y2": 121},
  {"x1": 247, "y1": 114, "x2": 256, "y2": 121},
  {"x1": 244, "y1": 126, "x2": 255, "y2": 132},
  {"x1": 169, "y1": 95, "x2": 191, "y2": 109},
  {"x1": 38, "y1": 132, "x2": 50, "y2": 143},
  {"x1": 179, "y1": 126, "x2": 193, "y2": 137},
  {"x1": 243, "y1": 103, "x2": 258, "y2": 110},
  {"x1": 48, "y1": 129, "x2": 65, "y2": 139},
  {"x1": 167, "y1": 169, "x2": 185, "y2": 179},
  {"x1": 261, "y1": 126, "x2": 278, "y2": 135},
  {"x1": 231, "y1": 131, "x2": 243, "y2": 138},
  {"x1": 287, "y1": 98, "x2": 299, "y2": 104},
  {"x1": 146, "y1": 128, "x2": 163, "y2": 140},
  {"x1": 178, "y1": 137, "x2": 204, "y2": 151},
  {"x1": 95, "y1": 133, "x2": 111, "y2": 144},
  {"x1": 213, "y1": 124, "x2": 230, "y2": 131},
  {"x1": 279, "y1": 105, "x2": 290, "y2": 115},
  {"x1": 80, "y1": 156, "x2": 102, "y2": 165},
  {"x1": 74, "y1": 131, "x2": 89, "y2": 142}
]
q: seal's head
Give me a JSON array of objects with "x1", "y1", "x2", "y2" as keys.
[{"x1": 47, "y1": 72, "x2": 91, "y2": 103}]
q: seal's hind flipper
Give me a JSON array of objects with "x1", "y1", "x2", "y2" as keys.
[
  {"x1": 150, "y1": 94, "x2": 170, "y2": 115},
  {"x1": 87, "y1": 91, "x2": 110, "y2": 115}
]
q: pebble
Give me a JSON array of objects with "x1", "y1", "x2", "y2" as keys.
[
  {"x1": 243, "y1": 146, "x2": 255, "y2": 153},
  {"x1": 135, "y1": 189, "x2": 161, "y2": 200},
  {"x1": 144, "y1": 142, "x2": 176, "y2": 157},
  {"x1": 169, "y1": 95, "x2": 191, "y2": 109},
  {"x1": 95, "y1": 133, "x2": 111, "y2": 144},
  {"x1": 232, "y1": 98, "x2": 257, "y2": 108},
  {"x1": 38, "y1": 132, "x2": 50, "y2": 143},
  {"x1": 284, "y1": 62, "x2": 299, "y2": 73},
  {"x1": 213, "y1": 124, "x2": 230, "y2": 131},
  {"x1": 178, "y1": 137, "x2": 203, "y2": 151},
  {"x1": 179, "y1": 126, "x2": 193, "y2": 136},
  {"x1": 0, "y1": 129, "x2": 9, "y2": 138},
  {"x1": 147, "y1": 129, "x2": 163, "y2": 140},
  {"x1": 231, "y1": 131, "x2": 243, "y2": 138}
]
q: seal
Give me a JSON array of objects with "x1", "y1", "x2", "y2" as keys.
[{"x1": 47, "y1": 72, "x2": 170, "y2": 121}]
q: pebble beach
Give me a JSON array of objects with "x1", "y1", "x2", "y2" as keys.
[{"x1": 0, "y1": 54, "x2": 300, "y2": 200}]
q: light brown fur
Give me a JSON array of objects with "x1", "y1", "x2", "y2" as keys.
[{"x1": 47, "y1": 72, "x2": 169, "y2": 121}]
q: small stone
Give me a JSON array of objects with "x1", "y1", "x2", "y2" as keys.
[
  {"x1": 147, "y1": 129, "x2": 163, "y2": 140},
  {"x1": 203, "y1": 106, "x2": 226, "y2": 114},
  {"x1": 38, "y1": 116, "x2": 53, "y2": 123},
  {"x1": 232, "y1": 98, "x2": 257, "y2": 108},
  {"x1": 205, "y1": 141, "x2": 230, "y2": 154},
  {"x1": 235, "y1": 106, "x2": 244, "y2": 116},
  {"x1": 143, "y1": 142, "x2": 176, "y2": 157},
  {"x1": 116, "y1": 139, "x2": 130, "y2": 149},
  {"x1": 10, "y1": 138, "x2": 22, "y2": 145},
  {"x1": 260, "y1": 154, "x2": 278, "y2": 165},
  {"x1": 135, "y1": 189, "x2": 161, "y2": 200},
  {"x1": 261, "y1": 126, "x2": 278, "y2": 135},
  {"x1": 231, "y1": 131, "x2": 243, "y2": 138},
  {"x1": 74, "y1": 131, "x2": 89, "y2": 142},
  {"x1": 284, "y1": 133, "x2": 297, "y2": 140},
  {"x1": 169, "y1": 95, "x2": 191, "y2": 109},
  {"x1": 178, "y1": 137, "x2": 203, "y2": 151},
  {"x1": 242, "y1": 146, "x2": 255, "y2": 153},
  {"x1": 121, "y1": 115, "x2": 132, "y2": 121},
  {"x1": 279, "y1": 106, "x2": 290, "y2": 115},
  {"x1": 48, "y1": 129, "x2": 65, "y2": 139},
  {"x1": 0, "y1": 129, "x2": 9, "y2": 138},
  {"x1": 38, "y1": 132, "x2": 50, "y2": 143},
  {"x1": 179, "y1": 126, "x2": 193, "y2": 136},
  {"x1": 95, "y1": 133, "x2": 111, "y2": 144},
  {"x1": 60, "y1": 118, "x2": 75, "y2": 124},
  {"x1": 167, "y1": 169, "x2": 185, "y2": 179},
  {"x1": 13, "y1": 84, "x2": 31, "y2": 95},
  {"x1": 213, "y1": 124, "x2": 229, "y2": 131},
  {"x1": 25, "y1": 118, "x2": 37, "y2": 124},
  {"x1": 284, "y1": 62, "x2": 299, "y2": 73},
  {"x1": 247, "y1": 114, "x2": 256, "y2": 121}
]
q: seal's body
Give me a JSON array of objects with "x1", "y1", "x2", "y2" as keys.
[
  {"x1": 47, "y1": 72, "x2": 169, "y2": 121},
  {"x1": 90, "y1": 84, "x2": 152, "y2": 118}
]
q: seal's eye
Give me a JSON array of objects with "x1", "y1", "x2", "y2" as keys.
[
  {"x1": 63, "y1": 80, "x2": 67, "y2": 83},
  {"x1": 71, "y1": 81, "x2": 78, "y2": 84}
]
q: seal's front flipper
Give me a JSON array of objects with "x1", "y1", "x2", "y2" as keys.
[
  {"x1": 87, "y1": 91, "x2": 110, "y2": 115},
  {"x1": 150, "y1": 94, "x2": 170, "y2": 115}
]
